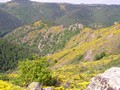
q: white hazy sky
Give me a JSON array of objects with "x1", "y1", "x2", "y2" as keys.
[{"x1": 0, "y1": 0, "x2": 120, "y2": 4}]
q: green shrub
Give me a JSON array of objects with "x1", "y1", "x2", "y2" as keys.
[
  {"x1": 95, "y1": 52, "x2": 106, "y2": 60},
  {"x1": 70, "y1": 54, "x2": 83, "y2": 64},
  {"x1": 0, "y1": 74, "x2": 9, "y2": 81},
  {"x1": 16, "y1": 57, "x2": 56, "y2": 86}
]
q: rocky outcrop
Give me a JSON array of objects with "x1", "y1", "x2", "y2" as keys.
[
  {"x1": 84, "y1": 49, "x2": 93, "y2": 61},
  {"x1": 114, "y1": 22, "x2": 120, "y2": 29},
  {"x1": 86, "y1": 67, "x2": 120, "y2": 90},
  {"x1": 69, "y1": 23, "x2": 84, "y2": 31}
]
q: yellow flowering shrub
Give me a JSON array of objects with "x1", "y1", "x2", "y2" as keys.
[
  {"x1": 0, "y1": 80, "x2": 25, "y2": 90},
  {"x1": 0, "y1": 80, "x2": 13, "y2": 90}
]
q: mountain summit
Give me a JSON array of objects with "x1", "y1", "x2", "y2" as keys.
[{"x1": 11, "y1": 0, "x2": 30, "y2": 3}]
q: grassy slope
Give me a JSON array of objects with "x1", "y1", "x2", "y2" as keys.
[
  {"x1": 53, "y1": 54, "x2": 120, "y2": 89},
  {"x1": 48, "y1": 23, "x2": 120, "y2": 69},
  {"x1": 49, "y1": 23, "x2": 120, "y2": 89},
  {"x1": 5, "y1": 21, "x2": 120, "y2": 69}
]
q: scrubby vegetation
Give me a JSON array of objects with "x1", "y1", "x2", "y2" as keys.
[
  {"x1": 4, "y1": 21, "x2": 81, "y2": 56},
  {"x1": 94, "y1": 52, "x2": 106, "y2": 60},
  {"x1": 15, "y1": 57, "x2": 56, "y2": 86},
  {"x1": 0, "y1": 54, "x2": 120, "y2": 90},
  {"x1": 48, "y1": 24, "x2": 120, "y2": 69},
  {"x1": 52, "y1": 54, "x2": 120, "y2": 89}
]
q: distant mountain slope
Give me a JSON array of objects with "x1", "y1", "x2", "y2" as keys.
[
  {"x1": 0, "y1": 1, "x2": 64, "y2": 24},
  {"x1": 0, "y1": 1, "x2": 120, "y2": 28},
  {"x1": 4, "y1": 21, "x2": 84, "y2": 56},
  {"x1": 47, "y1": 23, "x2": 120, "y2": 69},
  {"x1": 0, "y1": 9, "x2": 22, "y2": 36},
  {"x1": 5, "y1": 20, "x2": 120, "y2": 69},
  {"x1": 55, "y1": 5, "x2": 120, "y2": 28}
]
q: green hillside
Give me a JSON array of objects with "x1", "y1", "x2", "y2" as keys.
[
  {"x1": 4, "y1": 21, "x2": 83, "y2": 56},
  {"x1": 0, "y1": 1, "x2": 120, "y2": 89},
  {"x1": 47, "y1": 23, "x2": 120, "y2": 69},
  {"x1": 2, "y1": 21, "x2": 120, "y2": 90},
  {"x1": 0, "y1": 1, "x2": 64, "y2": 24},
  {"x1": 56, "y1": 5, "x2": 120, "y2": 28},
  {"x1": 0, "y1": 9, "x2": 22, "y2": 36}
]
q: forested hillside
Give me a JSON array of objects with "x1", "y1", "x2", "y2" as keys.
[
  {"x1": 0, "y1": 9, "x2": 22, "y2": 36},
  {"x1": 0, "y1": 38, "x2": 35, "y2": 72}
]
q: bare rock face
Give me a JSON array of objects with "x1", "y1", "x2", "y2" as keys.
[
  {"x1": 84, "y1": 49, "x2": 93, "y2": 61},
  {"x1": 86, "y1": 67, "x2": 120, "y2": 90},
  {"x1": 69, "y1": 23, "x2": 84, "y2": 31}
]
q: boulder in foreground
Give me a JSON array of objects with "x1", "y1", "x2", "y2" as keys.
[{"x1": 86, "y1": 67, "x2": 120, "y2": 90}]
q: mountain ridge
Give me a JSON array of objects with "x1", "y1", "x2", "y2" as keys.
[{"x1": 0, "y1": 1, "x2": 120, "y2": 29}]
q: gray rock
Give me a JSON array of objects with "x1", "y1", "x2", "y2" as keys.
[
  {"x1": 43, "y1": 87, "x2": 53, "y2": 90},
  {"x1": 86, "y1": 67, "x2": 120, "y2": 90},
  {"x1": 68, "y1": 23, "x2": 84, "y2": 31},
  {"x1": 84, "y1": 49, "x2": 93, "y2": 61},
  {"x1": 27, "y1": 82, "x2": 42, "y2": 90}
]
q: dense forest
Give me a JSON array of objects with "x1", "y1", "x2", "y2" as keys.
[{"x1": 0, "y1": 38, "x2": 36, "y2": 72}]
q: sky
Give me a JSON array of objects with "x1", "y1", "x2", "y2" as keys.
[{"x1": 0, "y1": 0, "x2": 120, "y2": 4}]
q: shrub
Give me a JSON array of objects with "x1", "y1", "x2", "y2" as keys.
[
  {"x1": 0, "y1": 74, "x2": 9, "y2": 81},
  {"x1": 70, "y1": 54, "x2": 83, "y2": 64},
  {"x1": 95, "y1": 52, "x2": 106, "y2": 60},
  {"x1": 0, "y1": 80, "x2": 24, "y2": 90},
  {"x1": 16, "y1": 57, "x2": 56, "y2": 86}
]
